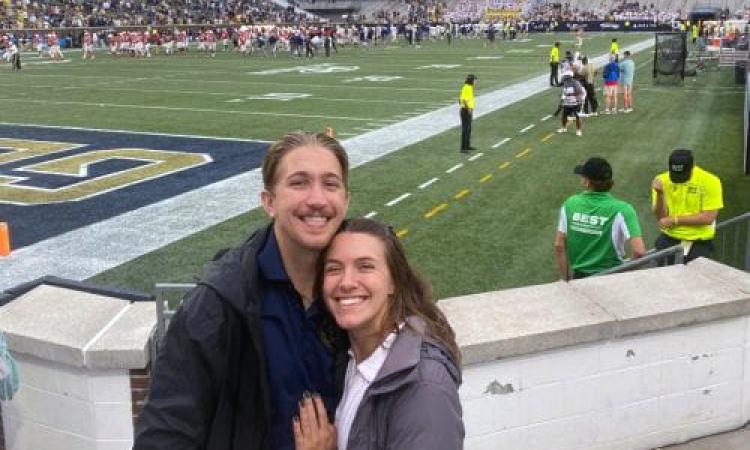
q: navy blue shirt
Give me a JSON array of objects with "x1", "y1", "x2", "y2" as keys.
[{"x1": 258, "y1": 230, "x2": 338, "y2": 450}]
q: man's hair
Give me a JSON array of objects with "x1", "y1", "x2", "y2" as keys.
[
  {"x1": 590, "y1": 179, "x2": 614, "y2": 192},
  {"x1": 262, "y1": 131, "x2": 349, "y2": 191},
  {"x1": 315, "y1": 218, "x2": 461, "y2": 366}
]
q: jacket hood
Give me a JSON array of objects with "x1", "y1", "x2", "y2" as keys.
[
  {"x1": 198, "y1": 224, "x2": 272, "y2": 314},
  {"x1": 369, "y1": 316, "x2": 461, "y2": 396}
]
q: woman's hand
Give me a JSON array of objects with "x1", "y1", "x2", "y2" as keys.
[{"x1": 293, "y1": 392, "x2": 337, "y2": 450}]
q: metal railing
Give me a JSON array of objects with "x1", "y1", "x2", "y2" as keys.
[{"x1": 599, "y1": 211, "x2": 750, "y2": 277}]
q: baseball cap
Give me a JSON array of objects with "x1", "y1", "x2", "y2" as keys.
[
  {"x1": 668, "y1": 149, "x2": 694, "y2": 183},
  {"x1": 574, "y1": 157, "x2": 612, "y2": 182},
  {"x1": 466, "y1": 74, "x2": 477, "y2": 82}
]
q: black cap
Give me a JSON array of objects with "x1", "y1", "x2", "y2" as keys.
[
  {"x1": 669, "y1": 149, "x2": 694, "y2": 183},
  {"x1": 574, "y1": 157, "x2": 612, "y2": 182},
  {"x1": 466, "y1": 74, "x2": 476, "y2": 82}
]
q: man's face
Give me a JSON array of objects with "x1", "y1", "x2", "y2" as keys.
[{"x1": 261, "y1": 145, "x2": 349, "y2": 254}]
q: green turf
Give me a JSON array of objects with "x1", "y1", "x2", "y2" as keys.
[{"x1": 11, "y1": 33, "x2": 743, "y2": 298}]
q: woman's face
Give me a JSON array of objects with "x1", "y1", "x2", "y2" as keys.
[{"x1": 322, "y1": 232, "x2": 394, "y2": 338}]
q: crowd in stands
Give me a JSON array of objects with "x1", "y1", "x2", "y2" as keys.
[{"x1": 1, "y1": 0, "x2": 308, "y2": 29}]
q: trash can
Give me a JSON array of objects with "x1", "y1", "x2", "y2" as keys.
[{"x1": 736, "y1": 61, "x2": 747, "y2": 84}]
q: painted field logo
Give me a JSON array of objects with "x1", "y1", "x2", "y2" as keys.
[
  {"x1": 0, "y1": 138, "x2": 211, "y2": 205},
  {"x1": 0, "y1": 125, "x2": 268, "y2": 249}
]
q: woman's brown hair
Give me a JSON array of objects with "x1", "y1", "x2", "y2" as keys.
[{"x1": 315, "y1": 218, "x2": 461, "y2": 365}]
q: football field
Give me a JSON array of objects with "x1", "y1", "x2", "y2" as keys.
[{"x1": 0, "y1": 32, "x2": 747, "y2": 299}]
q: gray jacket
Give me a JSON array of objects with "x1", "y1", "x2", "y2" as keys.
[{"x1": 345, "y1": 316, "x2": 464, "y2": 450}]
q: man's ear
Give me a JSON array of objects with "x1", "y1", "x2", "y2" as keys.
[{"x1": 261, "y1": 189, "x2": 275, "y2": 218}]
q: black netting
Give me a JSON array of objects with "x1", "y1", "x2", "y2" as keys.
[{"x1": 654, "y1": 32, "x2": 687, "y2": 84}]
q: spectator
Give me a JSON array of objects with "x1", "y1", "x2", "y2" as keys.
[
  {"x1": 651, "y1": 149, "x2": 723, "y2": 263},
  {"x1": 602, "y1": 55, "x2": 620, "y2": 114},
  {"x1": 555, "y1": 157, "x2": 646, "y2": 280},
  {"x1": 0, "y1": 330, "x2": 19, "y2": 401},
  {"x1": 619, "y1": 50, "x2": 635, "y2": 112}
]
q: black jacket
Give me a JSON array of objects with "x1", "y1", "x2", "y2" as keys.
[{"x1": 134, "y1": 225, "x2": 347, "y2": 450}]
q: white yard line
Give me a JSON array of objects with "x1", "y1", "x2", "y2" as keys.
[
  {"x1": 468, "y1": 152, "x2": 484, "y2": 161},
  {"x1": 364, "y1": 211, "x2": 378, "y2": 218},
  {"x1": 492, "y1": 138, "x2": 511, "y2": 148},
  {"x1": 385, "y1": 193, "x2": 411, "y2": 207},
  {"x1": 541, "y1": 114, "x2": 553, "y2": 121},
  {"x1": 0, "y1": 38, "x2": 655, "y2": 289},
  {"x1": 446, "y1": 163, "x2": 464, "y2": 173},
  {"x1": 0, "y1": 122, "x2": 272, "y2": 142},
  {"x1": 0, "y1": 98, "x2": 380, "y2": 122},
  {"x1": 520, "y1": 124, "x2": 535, "y2": 133},
  {"x1": 418, "y1": 177, "x2": 439, "y2": 189}
]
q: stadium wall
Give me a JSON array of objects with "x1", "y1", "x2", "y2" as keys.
[{"x1": 0, "y1": 258, "x2": 749, "y2": 449}]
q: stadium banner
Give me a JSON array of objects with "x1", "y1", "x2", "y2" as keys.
[
  {"x1": 527, "y1": 20, "x2": 672, "y2": 33},
  {"x1": 484, "y1": 9, "x2": 522, "y2": 20}
]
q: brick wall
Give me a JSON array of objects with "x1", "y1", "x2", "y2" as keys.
[
  {"x1": 460, "y1": 316, "x2": 750, "y2": 450},
  {"x1": 130, "y1": 362, "x2": 151, "y2": 429}
]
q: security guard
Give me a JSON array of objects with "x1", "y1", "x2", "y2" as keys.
[
  {"x1": 609, "y1": 38, "x2": 619, "y2": 55},
  {"x1": 459, "y1": 74, "x2": 476, "y2": 153},
  {"x1": 652, "y1": 149, "x2": 723, "y2": 263},
  {"x1": 549, "y1": 41, "x2": 560, "y2": 86}
]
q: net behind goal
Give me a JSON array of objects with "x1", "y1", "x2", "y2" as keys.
[{"x1": 653, "y1": 32, "x2": 687, "y2": 84}]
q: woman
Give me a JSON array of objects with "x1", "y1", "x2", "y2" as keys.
[{"x1": 294, "y1": 218, "x2": 464, "y2": 450}]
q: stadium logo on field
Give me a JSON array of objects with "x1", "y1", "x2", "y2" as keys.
[
  {"x1": 342, "y1": 75, "x2": 403, "y2": 83},
  {"x1": 247, "y1": 64, "x2": 359, "y2": 75},
  {"x1": 0, "y1": 126, "x2": 268, "y2": 249},
  {"x1": 226, "y1": 93, "x2": 312, "y2": 103},
  {"x1": 0, "y1": 138, "x2": 211, "y2": 205},
  {"x1": 416, "y1": 64, "x2": 461, "y2": 70}
]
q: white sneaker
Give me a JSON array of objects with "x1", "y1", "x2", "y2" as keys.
[
  {"x1": 618, "y1": 109, "x2": 625, "y2": 113},
  {"x1": 579, "y1": 113, "x2": 589, "y2": 117},
  {"x1": 591, "y1": 112, "x2": 599, "y2": 117},
  {"x1": 557, "y1": 127, "x2": 568, "y2": 133},
  {"x1": 625, "y1": 108, "x2": 633, "y2": 113},
  {"x1": 576, "y1": 130, "x2": 583, "y2": 136},
  {"x1": 604, "y1": 109, "x2": 611, "y2": 115}
]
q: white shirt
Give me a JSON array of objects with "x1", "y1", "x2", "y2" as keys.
[{"x1": 335, "y1": 332, "x2": 397, "y2": 450}]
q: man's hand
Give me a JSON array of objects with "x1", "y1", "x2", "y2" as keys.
[
  {"x1": 293, "y1": 393, "x2": 337, "y2": 450},
  {"x1": 658, "y1": 216, "x2": 676, "y2": 229},
  {"x1": 652, "y1": 177, "x2": 664, "y2": 193}
]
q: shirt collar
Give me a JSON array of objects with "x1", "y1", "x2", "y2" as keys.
[
  {"x1": 258, "y1": 228, "x2": 290, "y2": 282},
  {"x1": 348, "y1": 329, "x2": 399, "y2": 383}
]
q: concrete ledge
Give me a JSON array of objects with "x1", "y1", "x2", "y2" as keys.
[
  {"x1": 440, "y1": 258, "x2": 750, "y2": 365},
  {"x1": 0, "y1": 283, "x2": 156, "y2": 370}
]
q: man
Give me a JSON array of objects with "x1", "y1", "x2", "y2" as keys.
[
  {"x1": 549, "y1": 41, "x2": 560, "y2": 86},
  {"x1": 610, "y1": 37, "x2": 619, "y2": 55},
  {"x1": 581, "y1": 56, "x2": 598, "y2": 116},
  {"x1": 459, "y1": 73, "x2": 476, "y2": 153},
  {"x1": 555, "y1": 157, "x2": 646, "y2": 280},
  {"x1": 619, "y1": 51, "x2": 635, "y2": 113},
  {"x1": 134, "y1": 132, "x2": 351, "y2": 450},
  {"x1": 652, "y1": 149, "x2": 723, "y2": 263},
  {"x1": 557, "y1": 70, "x2": 585, "y2": 136}
]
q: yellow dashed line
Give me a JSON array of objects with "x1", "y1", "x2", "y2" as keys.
[
  {"x1": 541, "y1": 133, "x2": 554, "y2": 142},
  {"x1": 424, "y1": 203, "x2": 449, "y2": 219},
  {"x1": 479, "y1": 174, "x2": 493, "y2": 183},
  {"x1": 499, "y1": 161, "x2": 512, "y2": 169},
  {"x1": 454, "y1": 189, "x2": 470, "y2": 200},
  {"x1": 515, "y1": 148, "x2": 531, "y2": 158},
  {"x1": 396, "y1": 229, "x2": 408, "y2": 238}
]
